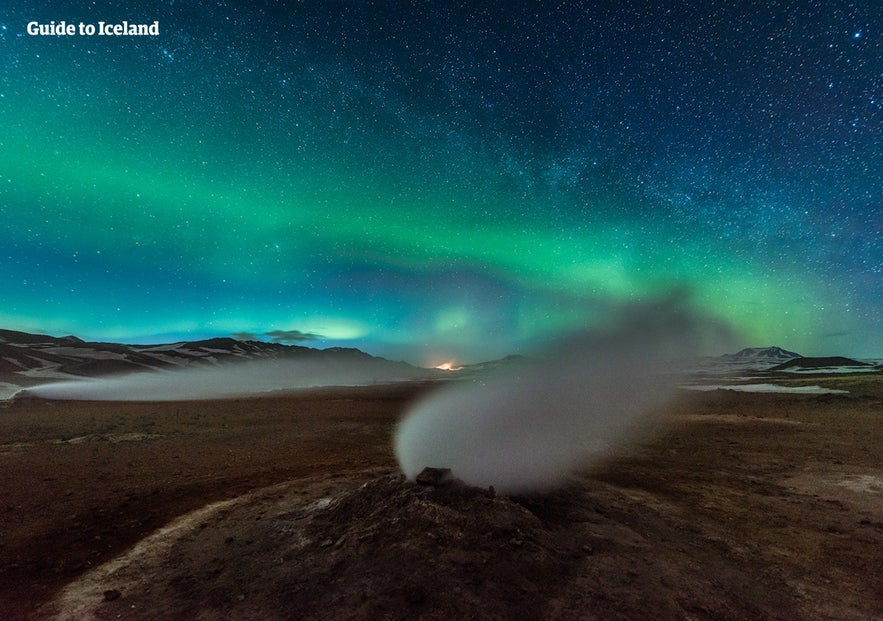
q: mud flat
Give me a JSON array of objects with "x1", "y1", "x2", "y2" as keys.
[{"x1": 2, "y1": 376, "x2": 882, "y2": 619}]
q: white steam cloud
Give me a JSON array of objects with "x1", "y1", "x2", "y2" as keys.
[
  {"x1": 395, "y1": 298, "x2": 731, "y2": 493},
  {"x1": 15, "y1": 357, "x2": 424, "y2": 401}
]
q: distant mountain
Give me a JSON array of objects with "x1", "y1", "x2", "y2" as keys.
[
  {"x1": 0, "y1": 329, "x2": 430, "y2": 382},
  {"x1": 691, "y1": 346, "x2": 802, "y2": 374},
  {"x1": 719, "y1": 346, "x2": 802, "y2": 362},
  {"x1": 769, "y1": 356, "x2": 872, "y2": 371},
  {"x1": 689, "y1": 346, "x2": 881, "y2": 376}
]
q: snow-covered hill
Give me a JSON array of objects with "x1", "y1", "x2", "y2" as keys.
[
  {"x1": 0, "y1": 329, "x2": 433, "y2": 399},
  {"x1": 693, "y1": 346, "x2": 802, "y2": 374},
  {"x1": 719, "y1": 346, "x2": 801, "y2": 363}
]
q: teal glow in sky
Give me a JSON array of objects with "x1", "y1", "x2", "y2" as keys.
[{"x1": 2, "y1": 1, "x2": 881, "y2": 363}]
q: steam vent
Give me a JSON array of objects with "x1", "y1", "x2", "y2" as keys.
[
  {"x1": 277, "y1": 474, "x2": 587, "y2": 619},
  {"x1": 44, "y1": 473, "x2": 603, "y2": 619},
  {"x1": 415, "y1": 467, "x2": 453, "y2": 486}
]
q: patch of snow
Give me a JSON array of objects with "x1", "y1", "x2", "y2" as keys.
[
  {"x1": 779, "y1": 366, "x2": 879, "y2": 374},
  {"x1": 689, "y1": 375, "x2": 759, "y2": 382},
  {"x1": 303, "y1": 496, "x2": 334, "y2": 512},
  {"x1": 42, "y1": 347, "x2": 128, "y2": 360},
  {"x1": 0, "y1": 441, "x2": 36, "y2": 452},
  {"x1": 836, "y1": 475, "x2": 883, "y2": 495},
  {"x1": 139, "y1": 352, "x2": 192, "y2": 367},
  {"x1": 173, "y1": 348, "x2": 212, "y2": 357},
  {"x1": 688, "y1": 361, "x2": 783, "y2": 374},
  {"x1": 49, "y1": 432, "x2": 162, "y2": 445},
  {"x1": 680, "y1": 383, "x2": 848, "y2": 394},
  {"x1": 20, "y1": 356, "x2": 57, "y2": 368},
  {"x1": 17, "y1": 367, "x2": 81, "y2": 380},
  {"x1": 2, "y1": 356, "x2": 27, "y2": 369},
  {"x1": 137, "y1": 343, "x2": 188, "y2": 352},
  {"x1": 0, "y1": 382, "x2": 24, "y2": 400}
]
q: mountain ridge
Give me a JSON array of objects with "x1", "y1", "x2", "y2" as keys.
[
  {"x1": 719, "y1": 346, "x2": 802, "y2": 361},
  {"x1": 769, "y1": 356, "x2": 871, "y2": 371},
  {"x1": 0, "y1": 329, "x2": 423, "y2": 381}
]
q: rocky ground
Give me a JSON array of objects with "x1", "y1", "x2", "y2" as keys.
[{"x1": 1, "y1": 377, "x2": 882, "y2": 620}]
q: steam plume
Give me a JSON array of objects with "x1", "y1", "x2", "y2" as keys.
[{"x1": 395, "y1": 297, "x2": 730, "y2": 492}]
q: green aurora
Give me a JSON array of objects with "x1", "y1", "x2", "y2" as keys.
[{"x1": 2, "y1": 2, "x2": 880, "y2": 363}]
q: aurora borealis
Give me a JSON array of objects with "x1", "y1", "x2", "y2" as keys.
[{"x1": 1, "y1": 1, "x2": 881, "y2": 364}]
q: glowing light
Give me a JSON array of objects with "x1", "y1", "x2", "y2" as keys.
[{"x1": 434, "y1": 360, "x2": 463, "y2": 371}]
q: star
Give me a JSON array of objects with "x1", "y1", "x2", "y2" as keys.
[{"x1": 1, "y1": 1, "x2": 880, "y2": 360}]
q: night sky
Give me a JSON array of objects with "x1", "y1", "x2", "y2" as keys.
[{"x1": 2, "y1": 1, "x2": 881, "y2": 364}]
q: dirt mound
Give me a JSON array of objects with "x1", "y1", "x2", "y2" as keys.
[
  {"x1": 43, "y1": 475, "x2": 594, "y2": 620},
  {"x1": 293, "y1": 475, "x2": 586, "y2": 619}
]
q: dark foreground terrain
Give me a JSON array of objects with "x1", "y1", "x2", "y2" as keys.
[{"x1": 1, "y1": 376, "x2": 881, "y2": 619}]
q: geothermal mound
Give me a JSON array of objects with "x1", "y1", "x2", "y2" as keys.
[
  {"x1": 292, "y1": 474, "x2": 588, "y2": 619},
  {"x1": 44, "y1": 474, "x2": 593, "y2": 620}
]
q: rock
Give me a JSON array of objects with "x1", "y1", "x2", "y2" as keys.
[
  {"x1": 102, "y1": 589, "x2": 121, "y2": 602},
  {"x1": 415, "y1": 467, "x2": 453, "y2": 486}
]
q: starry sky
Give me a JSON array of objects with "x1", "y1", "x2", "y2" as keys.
[{"x1": 1, "y1": 1, "x2": 881, "y2": 364}]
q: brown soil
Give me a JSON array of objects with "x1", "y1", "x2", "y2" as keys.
[
  {"x1": 1, "y1": 378, "x2": 882, "y2": 620},
  {"x1": 0, "y1": 383, "x2": 429, "y2": 618}
]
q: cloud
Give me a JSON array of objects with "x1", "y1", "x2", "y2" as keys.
[
  {"x1": 265, "y1": 329, "x2": 323, "y2": 343},
  {"x1": 231, "y1": 330, "x2": 325, "y2": 344}
]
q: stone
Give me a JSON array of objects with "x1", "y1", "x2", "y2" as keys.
[{"x1": 415, "y1": 467, "x2": 453, "y2": 486}]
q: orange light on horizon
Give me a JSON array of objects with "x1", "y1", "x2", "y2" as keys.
[{"x1": 434, "y1": 360, "x2": 463, "y2": 371}]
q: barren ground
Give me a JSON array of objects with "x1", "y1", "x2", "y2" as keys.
[{"x1": 1, "y1": 376, "x2": 881, "y2": 619}]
